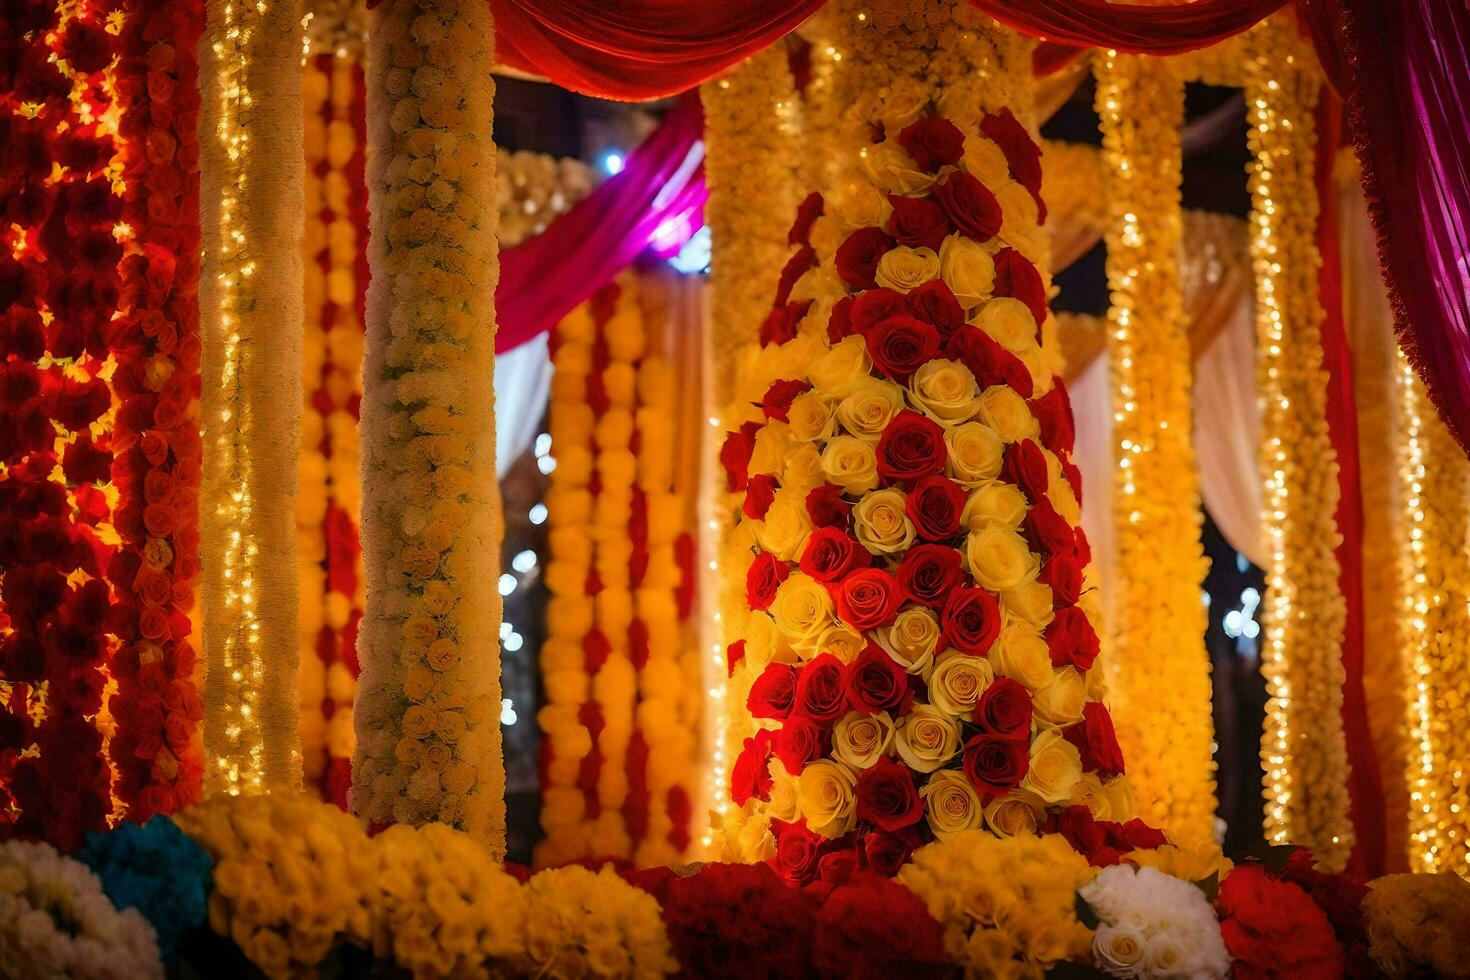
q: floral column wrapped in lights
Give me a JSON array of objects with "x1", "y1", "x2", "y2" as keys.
[
  {"x1": 1094, "y1": 52, "x2": 1216, "y2": 845},
  {"x1": 352, "y1": 0, "x2": 506, "y2": 850},
  {"x1": 198, "y1": 0, "x2": 305, "y2": 795}
]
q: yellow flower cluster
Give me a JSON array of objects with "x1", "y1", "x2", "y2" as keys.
[
  {"x1": 1245, "y1": 19, "x2": 1353, "y2": 870},
  {"x1": 1094, "y1": 52, "x2": 1216, "y2": 846},
  {"x1": 899, "y1": 831, "x2": 1095, "y2": 978},
  {"x1": 298, "y1": 50, "x2": 364, "y2": 800},
  {"x1": 353, "y1": 0, "x2": 505, "y2": 848},
  {"x1": 304, "y1": 0, "x2": 367, "y2": 58},
  {"x1": 523, "y1": 866, "x2": 679, "y2": 978},
  {"x1": 1363, "y1": 871, "x2": 1470, "y2": 975},
  {"x1": 539, "y1": 274, "x2": 702, "y2": 867},
  {"x1": 1392, "y1": 356, "x2": 1470, "y2": 875},
  {"x1": 174, "y1": 794, "x2": 379, "y2": 978},
  {"x1": 496, "y1": 149, "x2": 596, "y2": 248}
]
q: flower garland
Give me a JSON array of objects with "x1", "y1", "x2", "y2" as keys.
[
  {"x1": 298, "y1": 51, "x2": 367, "y2": 809},
  {"x1": 198, "y1": 0, "x2": 305, "y2": 796},
  {"x1": 700, "y1": 42, "x2": 802, "y2": 847},
  {"x1": 1245, "y1": 19, "x2": 1354, "y2": 869},
  {"x1": 353, "y1": 0, "x2": 505, "y2": 847},
  {"x1": 1363, "y1": 871, "x2": 1470, "y2": 975},
  {"x1": 1392, "y1": 355, "x2": 1470, "y2": 875},
  {"x1": 496, "y1": 148, "x2": 596, "y2": 248},
  {"x1": 0, "y1": 1, "x2": 125, "y2": 849},
  {"x1": 0, "y1": 838, "x2": 163, "y2": 980},
  {"x1": 539, "y1": 276, "x2": 701, "y2": 867},
  {"x1": 1094, "y1": 52, "x2": 1216, "y2": 846}
]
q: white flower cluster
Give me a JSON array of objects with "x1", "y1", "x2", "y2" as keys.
[
  {"x1": 0, "y1": 839, "x2": 163, "y2": 980},
  {"x1": 1078, "y1": 864, "x2": 1230, "y2": 980},
  {"x1": 496, "y1": 149, "x2": 595, "y2": 248}
]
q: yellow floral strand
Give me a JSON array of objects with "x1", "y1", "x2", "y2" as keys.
[
  {"x1": 1245, "y1": 19, "x2": 1353, "y2": 869},
  {"x1": 1094, "y1": 52, "x2": 1216, "y2": 845}
]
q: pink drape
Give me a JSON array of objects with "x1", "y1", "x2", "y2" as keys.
[{"x1": 495, "y1": 94, "x2": 706, "y2": 354}]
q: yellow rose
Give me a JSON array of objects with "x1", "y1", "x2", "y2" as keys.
[
  {"x1": 973, "y1": 297, "x2": 1039, "y2": 355},
  {"x1": 742, "y1": 612, "x2": 782, "y2": 670},
  {"x1": 876, "y1": 607, "x2": 942, "y2": 676},
  {"x1": 1021, "y1": 729, "x2": 1083, "y2": 803},
  {"x1": 928, "y1": 651, "x2": 996, "y2": 716},
  {"x1": 992, "y1": 623, "x2": 1054, "y2": 691},
  {"x1": 945, "y1": 422, "x2": 1005, "y2": 487},
  {"x1": 921, "y1": 770, "x2": 984, "y2": 838},
  {"x1": 808, "y1": 336, "x2": 872, "y2": 397},
  {"x1": 770, "y1": 572, "x2": 833, "y2": 642},
  {"x1": 1104, "y1": 775, "x2": 1136, "y2": 821},
  {"x1": 875, "y1": 245, "x2": 941, "y2": 294},
  {"x1": 797, "y1": 760, "x2": 857, "y2": 838},
  {"x1": 967, "y1": 525, "x2": 1038, "y2": 593},
  {"x1": 1051, "y1": 469, "x2": 1082, "y2": 526},
  {"x1": 997, "y1": 180, "x2": 1041, "y2": 244},
  {"x1": 732, "y1": 810, "x2": 775, "y2": 863},
  {"x1": 829, "y1": 178, "x2": 889, "y2": 229},
  {"x1": 748, "y1": 423, "x2": 790, "y2": 478},
  {"x1": 782, "y1": 444, "x2": 826, "y2": 494},
  {"x1": 813, "y1": 622, "x2": 866, "y2": 664},
  {"x1": 977, "y1": 385, "x2": 1040, "y2": 443},
  {"x1": 1067, "y1": 772, "x2": 1111, "y2": 820},
  {"x1": 1019, "y1": 346, "x2": 1052, "y2": 396},
  {"x1": 939, "y1": 233, "x2": 996, "y2": 308},
  {"x1": 910, "y1": 359, "x2": 981, "y2": 426},
  {"x1": 863, "y1": 141, "x2": 935, "y2": 195},
  {"x1": 821, "y1": 436, "x2": 880, "y2": 495},
  {"x1": 757, "y1": 486, "x2": 813, "y2": 562},
  {"x1": 832, "y1": 711, "x2": 896, "y2": 768},
  {"x1": 895, "y1": 704, "x2": 962, "y2": 772},
  {"x1": 837, "y1": 377, "x2": 905, "y2": 442},
  {"x1": 767, "y1": 762, "x2": 800, "y2": 822},
  {"x1": 787, "y1": 391, "x2": 837, "y2": 442},
  {"x1": 962, "y1": 134, "x2": 1011, "y2": 190},
  {"x1": 853, "y1": 488, "x2": 916, "y2": 555},
  {"x1": 1033, "y1": 667, "x2": 1086, "y2": 727},
  {"x1": 1002, "y1": 580, "x2": 1056, "y2": 630},
  {"x1": 983, "y1": 789, "x2": 1045, "y2": 837}
]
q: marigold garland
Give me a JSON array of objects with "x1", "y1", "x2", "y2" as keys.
[
  {"x1": 1393, "y1": 357, "x2": 1470, "y2": 875},
  {"x1": 1245, "y1": 19, "x2": 1353, "y2": 869},
  {"x1": 1094, "y1": 52, "x2": 1216, "y2": 846},
  {"x1": 539, "y1": 276, "x2": 701, "y2": 867},
  {"x1": 353, "y1": 0, "x2": 505, "y2": 848}
]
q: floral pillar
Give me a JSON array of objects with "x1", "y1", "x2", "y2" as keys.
[
  {"x1": 199, "y1": 0, "x2": 305, "y2": 795},
  {"x1": 1094, "y1": 53, "x2": 1216, "y2": 845},
  {"x1": 352, "y1": 0, "x2": 505, "y2": 851}
]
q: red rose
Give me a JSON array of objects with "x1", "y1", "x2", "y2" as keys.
[
  {"x1": 789, "y1": 191, "x2": 824, "y2": 246},
  {"x1": 743, "y1": 474, "x2": 778, "y2": 520},
  {"x1": 794, "y1": 653, "x2": 848, "y2": 725},
  {"x1": 1216, "y1": 866, "x2": 1344, "y2": 979},
  {"x1": 905, "y1": 280, "x2": 964, "y2": 334},
  {"x1": 761, "y1": 300, "x2": 813, "y2": 347},
  {"x1": 972, "y1": 676, "x2": 1032, "y2": 738},
  {"x1": 1022, "y1": 498, "x2": 1075, "y2": 559},
  {"x1": 895, "y1": 544, "x2": 964, "y2": 609},
  {"x1": 846, "y1": 643, "x2": 906, "y2": 713},
  {"x1": 864, "y1": 316, "x2": 942, "y2": 383},
  {"x1": 731, "y1": 729, "x2": 776, "y2": 805},
  {"x1": 876, "y1": 411, "x2": 946, "y2": 482},
  {"x1": 1046, "y1": 606, "x2": 1100, "y2": 670},
  {"x1": 940, "y1": 586, "x2": 1002, "y2": 655},
  {"x1": 962, "y1": 734, "x2": 1029, "y2": 798},
  {"x1": 806, "y1": 484, "x2": 852, "y2": 530},
  {"x1": 719, "y1": 420, "x2": 762, "y2": 491},
  {"x1": 980, "y1": 108, "x2": 1042, "y2": 195},
  {"x1": 62, "y1": 437, "x2": 112, "y2": 485},
  {"x1": 850, "y1": 288, "x2": 907, "y2": 334},
  {"x1": 746, "y1": 552, "x2": 789, "y2": 611},
  {"x1": 932, "y1": 170, "x2": 1003, "y2": 241},
  {"x1": 993, "y1": 248, "x2": 1048, "y2": 332},
  {"x1": 863, "y1": 829, "x2": 917, "y2": 876},
  {"x1": 1065, "y1": 701, "x2": 1125, "y2": 778},
  {"x1": 774, "y1": 245, "x2": 818, "y2": 307},
  {"x1": 762, "y1": 379, "x2": 812, "y2": 422},
  {"x1": 897, "y1": 116, "x2": 965, "y2": 172},
  {"x1": 855, "y1": 756, "x2": 923, "y2": 831},
  {"x1": 773, "y1": 818, "x2": 827, "y2": 886},
  {"x1": 944, "y1": 325, "x2": 1034, "y2": 398},
  {"x1": 827, "y1": 296, "x2": 855, "y2": 342},
  {"x1": 1053, "y1": 805, "x2": 1120, "y2": 866},
  {"x1": 1001, "y1": 439, "x2": 1049, "y2": 504},
  {"x1": 887, "y1": 193, "x2": 951, "y2": 251},
  {"x1": 836, "y1": 567, "x2": 901, "y2": 632},
  {"x1": 726, "y1": 640, "x2": 746, "y2": 677},
  {"x1": 1061, "y1": 456, "x2": 1083, "y2": 507},
  {"x1": 1117, "y1": 818, "x2": 1167, "y2": 851},
  {"x1": 748, "y1": 663, "x2": 799, "y2": 720},
  {"x1": 59, "y1": 20, "x2": 114, "y2": 75},
  {"x1": 775, "y1": 715, "x2": 826, "y2": 774},
  {"x1": 1039, "y1": 554, "x2": 1082, "y2": 607},
  {"x1": 905, "y1": 474, "x2": 966, "y2": 541},
  {"x1": 1029, "y1": 393, "x2": 1072, "y2": 463},
  {"x1": 835, "y1": 227, "x2": 895, "y2": 291},
  {"x1": 800, "y1": 526, "x2": 868, "y2": 584}
]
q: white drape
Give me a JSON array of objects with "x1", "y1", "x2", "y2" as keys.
[
  {"x1": 1194, "y1": 296, "x2": 1264, "y2": 568},
  {"x1": 494, "y1": 333, "x2": 552, "y2": 477}
]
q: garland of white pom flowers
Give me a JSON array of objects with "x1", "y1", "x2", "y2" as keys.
[{"x1": 1077, "y1": 864, "x2": 1231, "y2": 979}]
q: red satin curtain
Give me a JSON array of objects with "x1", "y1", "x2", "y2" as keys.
[{"x1": 969, "y1": 0, "x2": 1288, "y2": 56}]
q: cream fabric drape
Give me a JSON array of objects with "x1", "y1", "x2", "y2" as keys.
[{"x1": 494, "y1": 336, "x2": 552, "y2": 477}]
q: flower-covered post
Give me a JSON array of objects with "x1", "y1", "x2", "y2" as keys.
[{"x1": 352, "y1": 0, "x2": 507, "y2": 851}]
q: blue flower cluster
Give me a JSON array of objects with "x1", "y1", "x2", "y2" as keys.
[{"x1": 79, "y1": 815, "x2": 212, "y2": 958}]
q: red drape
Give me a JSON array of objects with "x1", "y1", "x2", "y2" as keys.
[{"x1": 968, "y1": 0, "x2": 1288, "y2": 56}]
